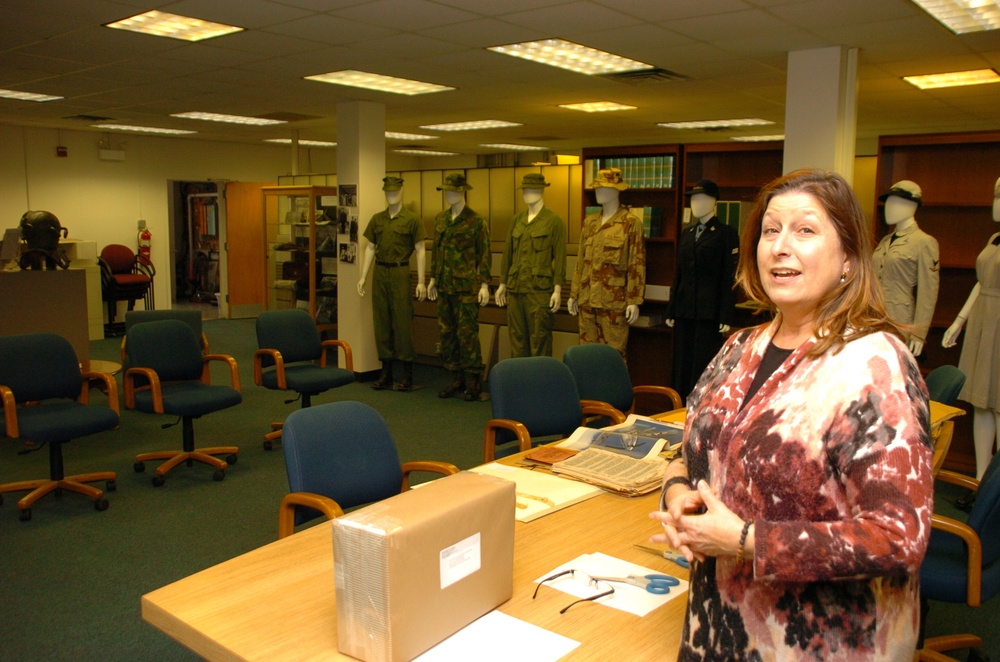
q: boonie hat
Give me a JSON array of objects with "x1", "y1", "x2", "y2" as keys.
[
  {"x1": 436, "y1": 173, "x2": 474, "y2": 192},
  {"x1": 518, "y1": 173, "x2": 550, "y2": 189},
  {"x1": 684, "y1": 179, "x2": 720, "y2": 199},
  {"x1": 382, "y1": 176, "x2": 404, "y2": 191},
  {"x1": 586, "y1": 168, "x2": 629, "y2": 191},
  {"x1": 878, "y1": 180, "x2": 922, "y2": 204}
]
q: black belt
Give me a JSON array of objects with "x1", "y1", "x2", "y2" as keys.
[{"x1": 376, "y1": 260, "x2": 408, "y2": 267}]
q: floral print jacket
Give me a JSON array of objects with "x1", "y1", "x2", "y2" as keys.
[{"x1": 679, "y1": 322, "x2": 933, "y2": 661}]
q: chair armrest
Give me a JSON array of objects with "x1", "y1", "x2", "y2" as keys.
[
  {"x1": 580, "y1": 400, "x2": 626, "y2": 425},
  {"x1": 400, "y1": 461, "x2": 461, "y2": 490},
  {"x1": 120, "y1": 337, "x2": 127, "y2": 366},
  {"x1": 278, "y1": 492, "x2": 344, "y2": 539},
  {"x1": 633, "y1": 385, "x2": 683, "y2": 412},
  {"x1": 484, "y1": 418, "x2": 532, "y2": 463},
  {"x1": 320, "y1": 339, "x2": 354, "y2": 372},
  {"x1": 935, "y1": 470, "x2": 980, "y2": 493},
  {"x1": 203, "y1": 354, "x2": 241, "y2": 391},
  {"x1": 1, "y1": 385, "x2": 19, "y2": 438},
  {"x1": 930, "y1": 513, "x2": 983, "y2": 607},
  {"x1": 253, "y1": 349, "x2": 285, "y2": 389},
  {"x1": 124, "y1": 367, "x2": 163, "y2": 413},
  {"x1": 80, "y1": 371, "x2": 121, "y2": 415}
]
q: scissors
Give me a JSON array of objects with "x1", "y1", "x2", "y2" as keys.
[
  {"x1": 634, "y1": 544, "x2": 691, "y2": 569},
  {"x1": 591, "y1": 573, "x2": 679, "y2": 594}
]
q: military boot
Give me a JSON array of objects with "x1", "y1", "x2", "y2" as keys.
[
  {"x1": 371, "y1": 361, "x2": 393, "y2": 390},
  {"x1": 463, "y1": 372, "x2": 482, "y2": 402},
  {"x1": 438, "y1": 371, "x2": 465, "y2": 398},
  {"x1": 394, "y1": 361, "x2": 413, "y2": 391}
]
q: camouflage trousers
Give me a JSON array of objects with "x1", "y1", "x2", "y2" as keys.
[
  {"x1": 577, "y1": 306, "x2": 629, "y2": 359},
  {"x1": 372, "y1": 264, "x2": 415, "y2": 361},
  {"x1": 436, "y1": 292, "x2": 483, "y2": 374},
  {"x1": 507, "y1": 291, "x2": 553, "y2": 357}
]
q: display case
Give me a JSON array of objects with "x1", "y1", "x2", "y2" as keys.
[{"x1": 262, "y1": 185, "x2": 338, "y2": 331}]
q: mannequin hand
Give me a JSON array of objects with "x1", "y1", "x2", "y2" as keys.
[
  {"x1": 665, "y1": 319, "x2": 674, "y2": 328},
  {"x1": 567, "y1": 298, "x2": 579, "y2": 316},
  {"x1": 495, "y1": 284, "x2": 507, "y2": 307},
  {"x1": 477, "y1": 283, "x2": 490, "y2": 306},
  {"x1": 427, "y1": 280, "x2": 438, "y2": 301},
  {"x1": 719, "y1": 324, "x2": 730, "y2": 334},
  {"x1": 415, "y1": 283, "x2": 427, "y2": 301},
  {"x1": 942, "y1": 319, "x2": 965, "y2": 348},
  {"x1": 908, "y1": 338, "x2": 924, "y2": 355},
  {"x1": 549, "y1": 285, "x2": 561, "y2": 313},
  {"x1": 356, "y1": 280, "x2": 366, "y2": 297},
  {"x1": 625, "y1": 304, "x2": 639, "y2": 325}
]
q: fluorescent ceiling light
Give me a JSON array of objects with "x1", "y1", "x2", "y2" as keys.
[
  {"x1": 265, "y1": 139, "x2": 337, "y2": 147},
  {"x1": 385, "y1": 131, "x2": 437, "y2": 140},
  {"x1": 419, "y1": 120, "x2": 521, "y2": 131},
  {"x1": 0, "y1": 88, "x2": 62, "y2": 102},
  {"x1": 171, "y1": 112, "x2": 286, "y2": 126},
  {"x1": 480, "y1": 143, "x2": 547, "y2": 151},
  {"x1": 911, "y1": 0, "x2": 1000, "y2": 34},
  {"x1": 731, "y1": 134, "x2": 785, "y2": 142},
  {"x1": 559, "y1": 101, "x2": 636, "y2": 113},
  {"x1": 105, "y1": 10, "x2": 243, "y2": 42},
  {"x1": 488, "y1": 39, "x2": 653, "y2": 75},
  {"x1": 394, "y1": 149, "x2": 459, "y2": 156},
  {"x1": 657, "y1": 118, "x2": 774, "y2": 129},
  {"x1": 903, "y1": 68, "x2": 1000, "y2": 89},
  {"x1": 93, "y1": 123, "x2": 196, "y2": 135},
  {"x1": 305, "y1": 70, "x2": 453, "y2": 95}
]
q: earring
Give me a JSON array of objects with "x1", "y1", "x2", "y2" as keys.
[{"x1": 840, "y1": 271, "x2": 848, "y2": 283}]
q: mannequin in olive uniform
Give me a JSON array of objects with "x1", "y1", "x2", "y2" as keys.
[
  {"x1": 568, "y1": 168, "x2": 646, "y2": 357},
  {"x1": 943, "y1": 176, "x2": 1000, "y2": 484},
  {"x1": 358, "y1": 176, "x2": 427, "y2": 391},
  {"x1": 666, "y1": 179, "x2": 739, "y2": 401},
  {"x1": 872, "y1": 180, "x2": 939, "y2": 356},
  {"x1": 495, "y1": 173, "x2": 567, "y2": 357},
  {"x1": 427, "y1": 173, "x2": 491, "y2": 401}
]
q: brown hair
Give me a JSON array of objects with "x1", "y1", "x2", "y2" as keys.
[{"x1": 736, "y1": 168, "x2": 904, "y2": 356}]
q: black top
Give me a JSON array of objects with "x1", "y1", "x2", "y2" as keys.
[{"x1": 741, "y1": 341, "x2": 794, "y2": 410}]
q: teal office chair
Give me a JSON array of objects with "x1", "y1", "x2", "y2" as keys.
[
  {"x1": 121, "y1": 309, "x2": 207, "y2": 368},
  {"x1": 484, "y1": 356, "x2": 626, "y2": 463},
  {"x1": 925, "y1": 365, "x2": 966, "y2": 406},
  {"x1": 254, "y1": 309, "x2": 355, "y2": 450},
  {"x1": 278, "y1": 401, "x2": 458, "y2": 538},
  {"x1": 124, "y1": 319, "x2": 242, "y2": 486},
  {"x1": 0, "y1": 333, "x2": 119, "y2": 521},
  {"x1": 563, "y1": 343, "x2": 683, "y2": 419}
]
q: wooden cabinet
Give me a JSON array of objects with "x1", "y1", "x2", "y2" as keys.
[{"x1": 262, "y1": 185, "x2": 338, "y2": 330}]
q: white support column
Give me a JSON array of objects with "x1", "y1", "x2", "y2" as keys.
[
  {"x1": 783, "y1": 46, "x2": 858, "y2": 182},
  {"x1": 336, "y1": 101, "x2": 385, "y2": 374}
]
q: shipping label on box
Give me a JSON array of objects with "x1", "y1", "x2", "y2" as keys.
[{"x1": 333, "y1": 471, "x2": 515, "y2": 662}]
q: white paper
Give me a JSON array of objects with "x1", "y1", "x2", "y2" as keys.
[
  {"x1": 469, "y1": 463, "x2": 603, "y2": 522},
  {"x1": 413, "y1": 611, "x2": 579, "y2": 662},
  {"x1": 439, "y1": 532, "x2": 480, "y2": 590}
]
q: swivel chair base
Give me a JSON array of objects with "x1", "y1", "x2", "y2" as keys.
[
  {"x1": 133, "y1": 416, "x2": 238, "y2": 486},
  {"x1": 919, "y1": 634, "x2": 988, "y2": 662}
]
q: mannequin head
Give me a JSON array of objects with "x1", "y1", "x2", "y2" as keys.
[
  {"x1": 382, "y1": 175, "x2": 404, "y2": 205},
  {"x1": 994, "y1": 176, "x2": 1000, "y2": 222},
  {"x1": 384, "y1": 190, "x2": 402, "y2": 206},
  {"x1": 595, "y1": 186, "x2": 619, "y2": 206},
  {"x1": 436, "y1": 173, "x2": 472, "y2": 208},
  {"x1": 444, "y1": 190, "x2": 464, "y2": 206},
  {"x1": 884, "y1": 196, "x2": 918, "y2": 226},
  {"x1": 690, "y1": 193, "x2": 716, "y2": 220},
  {"x1": 522, "y1": 188, "x2": 543, "y2": 205}
]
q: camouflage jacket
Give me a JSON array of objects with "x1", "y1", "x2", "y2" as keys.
[
  {"x1": 431, "y1": 205, "x2": 490, "y2": 295},
  {"x1": 499, "y1": 206, "x2": 567, "y2": 294},
  {"x1": 570, "y1": 206, "x2": 646, "y2": 310}
]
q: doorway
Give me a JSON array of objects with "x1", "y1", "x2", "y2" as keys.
[{"x1": 168, "y1": 181, "x2": 220, "y2": 319}]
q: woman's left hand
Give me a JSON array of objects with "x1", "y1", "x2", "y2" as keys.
[{"x1": 671, "y1": 480, "x2": 746, "y2": 559}]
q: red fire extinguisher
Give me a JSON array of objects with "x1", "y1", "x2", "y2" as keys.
[{"x1": 137, "y1": 219, "x2": 152, "y2": 266}]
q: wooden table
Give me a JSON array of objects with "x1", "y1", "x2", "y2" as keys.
[{"x1": 142, "y1": 413, "x2": 690, "y2": 660}]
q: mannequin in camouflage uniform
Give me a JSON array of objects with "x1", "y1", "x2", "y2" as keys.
[
  {"x1": 427, "y1": 173, "x2": 491, "y2": 401},
  {"x1": 568, "y1": 168, "x2": 646, "y2": 357},
  {"x1": 495, "y1": 173, "x2": 566, "y2": 357},
  {"x1": 358, "y1": 176, "x2": 427, "y2": 391}
]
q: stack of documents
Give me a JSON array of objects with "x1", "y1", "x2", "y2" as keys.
[
  {"x1": 550, "y1": 448, "x2": 666, "y2": 496},
  {"x1": 470, "y1": 463, "x2": 604, "y2": 522}
]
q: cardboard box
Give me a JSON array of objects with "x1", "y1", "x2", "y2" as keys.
[{"x1": 333, "y1": 471, "x2": 516, "y2": 662}]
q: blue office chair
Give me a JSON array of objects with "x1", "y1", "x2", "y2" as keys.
[
  {"x1": 121, "y1": 309, "x2": 207, "y2": 368},
  {"x1": 0, "y1": 333, "x2": 119, "y2": 521},
  {"x1": 919, "y1": 450, "x2": 1000, "y2": 661},
  {"x1": 563, "y1": 343, "x2": 683, "y2": 418},
  {"x1": 254, "y1": 309, "x2": 355, "y2": 450},
  {"x1": 925, "y1": 365, "x2": 966, "y2": 406},
  {"x1": 124, "y1": 319, "x2": 242, "y2": 486},
  {"x1": 484, "y1": 356, "x2": 625, "y2": 463},
  {"x1": 278, "y1": 401, "x2": 459, "y2": 538}
]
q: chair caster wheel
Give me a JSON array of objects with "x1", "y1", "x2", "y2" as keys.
[
  {"x1": 969, "y1": 649, "x2": 990, "y2": 662},
  {"x1": 134, "y1": 462, "x2": 145, "y2": 473},
  {"x1": 186, "y1": 458, "x2": 194, "y2": 467},
  {"x1": 263, "y1": 441, "x2": 273, "y2": 451},
  {"x1": 226, "y1": 454, "x2": 238, "y2": 465},
  {"x1": 0, "y1": 494, "x2": 3, "y2": 506},
  {"x1": 152, "y1": 475, "x2": 165, "y2": 487},
  {"x1": 19, "y1": 508, "x2": 31, "y2": 522},
  {"x1": 95, "y1": 499, "x2": 109, "y2": 512},
  {"x1": 213, "y1": 469, "x2": 225, "y2": 482},
  {"x1": 106, "y1": 479, "x2": 117, "y2": 492}
]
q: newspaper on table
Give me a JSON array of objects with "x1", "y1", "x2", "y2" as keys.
[
  {"x1": 558, "y1": 414, "x2": 685, "y2": 460},
  {"x1": 550, "y1": 447, "x2": 666, "y2": 496}
]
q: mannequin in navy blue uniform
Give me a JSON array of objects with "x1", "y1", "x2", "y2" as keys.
[{"x1": 666, "y1": 179, "x2": 740, "y2": 400}]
